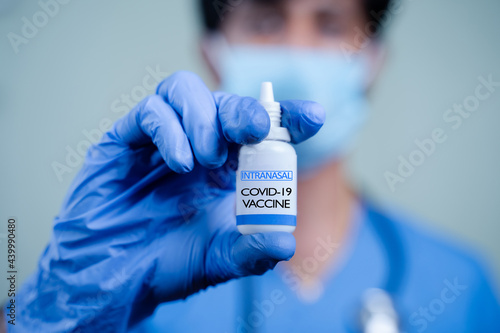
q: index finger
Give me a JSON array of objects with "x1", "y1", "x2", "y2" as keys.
[{"x1": 156, "y1": 71, "x2": 228, "y2": 169}]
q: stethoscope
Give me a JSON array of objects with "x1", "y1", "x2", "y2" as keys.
[
  {"x1": 359, "y1": 288, "x2": 400, "y2": 333},
  {"x1": 359, "y1": 202, "x2": 406, "y2": 333},
  {"x1": 240, "y1": 200, "x2": 407, "y2": 333}
]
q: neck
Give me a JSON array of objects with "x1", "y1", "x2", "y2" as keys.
[{"x1": 283, "y1": 160, "x2": 356, "y2": 288}]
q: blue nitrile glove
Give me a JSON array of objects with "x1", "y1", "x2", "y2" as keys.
[{"x1": 13, "y1": 71, "x2": 325, "y2": 332}]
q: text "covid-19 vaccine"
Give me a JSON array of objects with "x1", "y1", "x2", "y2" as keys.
[{"x1": 236, "y1": 82, "x2": 297, "y2": 234}]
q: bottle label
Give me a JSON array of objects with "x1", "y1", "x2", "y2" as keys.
[{"x1": 236, "y1": 168, "x2": 297, "y2": 226}]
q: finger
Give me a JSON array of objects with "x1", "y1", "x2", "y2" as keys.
[
  {"x1": 232, "y1": 232, "x2": 296, "y2": 275},
  {"x1": 111, "y1": 95, "x2": 194, "y2": 173},
  {"x1": 156, "y1": 71, "x2": 228, "y2": 169},
  {"x1": 206, "y1": 232, "x2": 295, "y2": 285},
  {"x1": 213, "y1": 91, "x2": 270, "y2": 145},
  {"x1": 280, "y1": 100, "x2": 326, "y2": 144}
]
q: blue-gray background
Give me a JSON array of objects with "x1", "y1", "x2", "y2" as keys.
[{"x1": 1, "y1": 0, "x2": 499, "y2": 303}]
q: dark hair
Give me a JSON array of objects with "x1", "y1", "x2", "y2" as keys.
[{"x1": 200, "y1": 0, "x2": 393, "y2": 34}]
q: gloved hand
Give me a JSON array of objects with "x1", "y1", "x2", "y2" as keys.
[{"x1": 14, "y1": 71, "x2": 325, "y2": 332}]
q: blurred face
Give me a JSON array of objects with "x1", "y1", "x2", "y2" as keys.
[
  {"x1": 220, "y1": 0, "x2": 369, "y2": 52},
  {"x1": 205, "y1": 0, "x2": 380, "y2": 171}
]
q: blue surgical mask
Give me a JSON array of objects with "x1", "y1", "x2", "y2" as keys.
[{"x1": 217, "y1": 44, "x2": 370, "y2": 172}]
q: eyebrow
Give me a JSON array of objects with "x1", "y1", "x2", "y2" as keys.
[
  {"x1": 316, "y1": 6, "x2": 344, "y2": 17},
  {"x1": 248, "y1": 0, "x2": 286, "y2": 6}
]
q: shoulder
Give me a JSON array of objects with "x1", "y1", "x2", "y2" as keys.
[
  {"x1": 364, "y1": 199, "x2": 500, "y2": 332},
  {"x1": 370, "y1": 202, "x2": 487, "y2": 281}
]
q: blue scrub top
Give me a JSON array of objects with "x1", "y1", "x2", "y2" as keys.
[{"x1": 130, "y1": 201, "x2": 500, "y2": 332}]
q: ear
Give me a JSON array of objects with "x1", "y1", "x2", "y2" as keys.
[
  {"x1": 364, "y1": 42, "x2": 388, "y2": 90},
  {"x1": 200, "y1": 34, "x2": 222, "y2": 86}
]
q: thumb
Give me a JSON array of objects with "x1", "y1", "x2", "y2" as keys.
[
  {"x1": 152, "y1": 231, "x2": 296, "y2": 303},
  {"x1": 206, "y1": 232, "x2": 296, "y2": 286},
  {"x1": 233, "y1": 232, "x2": 296, "y2": 275}
]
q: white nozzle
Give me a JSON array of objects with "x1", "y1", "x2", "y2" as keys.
[
  {"x1": 257, "y1": 82, "x2": 291, "y2": 141},
  {"x1": 260, "y1": 82, "x2": 275, "y2": 103},
  {"x1": 258, "y1": 81, "x2": 281, "y2": 128}
]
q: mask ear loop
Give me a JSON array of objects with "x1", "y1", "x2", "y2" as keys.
[
  {"x1": 362, "y1": 41, "x2": 387, "y2": 92},
  {"x1": 200, "y1": 33, "x2": 233, "y2": 84},
  {"x1": 339, "y1": 38, "x2": 385, "y2": 93}
]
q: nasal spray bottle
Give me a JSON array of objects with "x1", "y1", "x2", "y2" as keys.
[{"x1": 236, "y1": 82, "x2": 297, "y2": 235}]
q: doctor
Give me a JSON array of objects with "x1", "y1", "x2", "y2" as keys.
[{"x1": 10, "y1": 0, "x2": 500, "y2": 332}]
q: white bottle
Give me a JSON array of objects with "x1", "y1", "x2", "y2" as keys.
[{"x1": 236, "y1": 82, "x2": 297, "y2": 235}]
